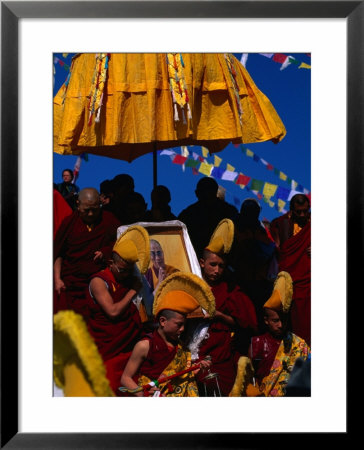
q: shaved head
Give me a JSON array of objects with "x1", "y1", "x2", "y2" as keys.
[
  {"x1": 77, "y1": 188, "x2": 101, "y2": 224},
  {"x1": 78, "y1": 188, "x2": 99, "y2": 203}
]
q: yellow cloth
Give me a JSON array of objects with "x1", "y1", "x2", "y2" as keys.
[
  {"x1": 253, "y1": 334, "x2": 310, "y2": 397},
  {"x1": 138, "y1": 346, "x2": 199, "y2": 397},
  {"x1": 54, "y1": 53, "x2": 286, "y2": 161},
  {"x1": 293, "y1": 223, "x2": 302, "y2": 236}
]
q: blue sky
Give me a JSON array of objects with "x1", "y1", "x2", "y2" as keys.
[{"x1": 53, "y1": 52, "x2": 310, "y2": 222}]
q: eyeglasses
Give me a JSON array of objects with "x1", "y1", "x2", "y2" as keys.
[{"x1": 151, "y1": 251, "x2": 163, "y2": 257}]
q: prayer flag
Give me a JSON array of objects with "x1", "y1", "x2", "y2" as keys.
[
  {"x1": 62, "y1": 53, "x2": 69, "y2": 58},
  {"x1": 226, "y1": 163, "x2": 235, "y2": 172},
  {"x1": 181, "y1": 146, "x2": 189, "y2": 172},
  {"x1": 288, "y1": 189, "x2": 303, "y2": 201},
  {"x1": 214, "y1": 155, "x2": 222, "y2": 167},
  {"x1": 260, "y1": 53, "x2": 274, "y2": 58},
  {"x1": 263, "y1": 182, "x2": 278, "y2": 198},
  {"x1": 253, "y1": 154, "x2": 260, "y2": 162},
  {"x1": 246, "y1": 149, "x2": 254, "y2": 157},
  {"x1": 260, "y1": 159, "x2": 268, "y2": 166},
  {"x1": 73, "y1": 155, "x2": 83, "y2": 182},
  {"x1": 276, "y1": 186, "x2": 290, "y2": 201},
  {"x1": 185, "y1": 158, "x2": 200, "y2": 168},
  {"x1": 221, "y1": 170, "x2": 238, "y2": 182},
  {"x1": 273, "y1": 53, "x2": 288, "y2": 64},
  {"x1": 278, "y1": 199, "x2": 286, "y2": 211},
  {"x1": 160, "y1": 150, "x2": 176, "y2": 156},
  {"x1": 202, "y1": 147, "x2": 209, "y2": 158},
  {"x1": 172, "y1": 155, "x2": 188, "y2": 165},
  {"x1": 233, "y1": 143, "x2": 240, "y2": 148},
  {"x1": 199, "y1": 162, "x2": 213, "y2": 176},
  {"x1": 289, "y1": 57, "x2": 300, "y2": 66},
  {"x1": 240, "y1": 53, "x2": 249, "y2": 67},
  {"x1": 211, "y1": 167, "x2": 224, "y2": 179},
  {"x1": 280, "y1": 56, "x2": 292, "y2": 71},
  {"x1": 235, "y1": 174, "x2": 251, "y2": 186},
  {"x1": 279, "y1": 172, "x2": 287, "y2": 181},
  {"x1": 299, "y1": 62, "x2": 311, "y2": 69},
  {"x1": 291, "y1": 180, "x2": 298, "y2": 190},
  {"x1": 274, "y1": 168, "x2": 280, "y2": 176},
  {"x1": 267, "y1": 164, "x2": 274, "y2": 171},
  {"x1": 192, "y1": 168, "x2": 199, "y2": 175},
  {"x1": 251, "y1": 179, "x2": 264, "y2": 191},
  {"x1": 192, "y1": 152, "x2": 199, "y2": 160}
]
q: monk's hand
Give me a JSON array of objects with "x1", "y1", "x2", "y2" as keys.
[
  {"x1": 158, "y1": 266, "x2": 166, "y2": 282},
  {"x1": 93, "y1": 250, "x2": 103, "y2": 261},
  {"x1": 55, "y1": 278, "x2": 66, "y2": 294}
]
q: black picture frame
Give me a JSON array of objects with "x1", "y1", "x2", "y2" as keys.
[{"x1": 1, "y1": 1, "x2": 356, "y2": 448}]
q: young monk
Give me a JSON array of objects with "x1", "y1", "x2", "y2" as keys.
[
  {"x1": 120, "y1": 272, "x2": 214, "y2": 397},
  {"x1": 85, "y1": 225, "x2": 151, "y2": 392},
  {"x1": 187, "y1": 219, "x2": 258, "y2": 396},
  {"x1": 246, "y1": 271, "x2": 310, "y2": 397}
]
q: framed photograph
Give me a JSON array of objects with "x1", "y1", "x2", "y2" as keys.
[{"x1": 1, "y1": 1, "x2": 356, "y2": 447}]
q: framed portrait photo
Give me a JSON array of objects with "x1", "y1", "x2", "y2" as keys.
[{"x1": 1, "y1": 1, "x2": 357, "y2": 448}]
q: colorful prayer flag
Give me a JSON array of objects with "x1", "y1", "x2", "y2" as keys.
[
  {"x1": 199, "y1": 162, "x2": 213, "y2": 176},
  {"x1": 221, "y1": 170, "x2": 238, "y2": 182},
  {"x1": 279, "y1": 172, "x2": 287, "y2": 181},
  {"x1": 263, "y1": 182, "x2": 278, "y2": 198},
  {"x1": 299, "y1": 62, "x2": 311, "y2": 69},
  {"x1": 226, "y1": 163, "x2": 235, "y2": 172},
  {"x1": 172, "y1": 155, "x2": 188, "y2": 165},
  {"x1": 246, "y1": 149, "x2": 254, "y2": 157},
  {"x1": 251, "y1": 179, "x2": 264, "y2": 191},
  {"x1": 185, "y1": 158, "x2": 200, "y2": 168},
  {"x1": 214, "y1": 155, "x2": 222, "y2": 167},
  {"x1": 276, "y1": 186, "x2": 290, "y2": 201},
  {"x1": 211, "y1": 167, "x2": 224, "y2": 179},
  {"x1": 201, "y1": 147, "x2": 209, "y2": 158}
]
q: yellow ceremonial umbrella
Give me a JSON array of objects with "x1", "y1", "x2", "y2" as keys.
[{"x1": 54, "y1": 53, "x2": 286, "y2": 185}]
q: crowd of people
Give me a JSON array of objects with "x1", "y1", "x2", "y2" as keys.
[{"x1": 53, "y1": 170, "x2": 311, "y2": 397}]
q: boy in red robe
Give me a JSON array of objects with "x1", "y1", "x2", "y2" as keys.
[
  {"x1": 85, "y1": 225, "x2": 151, "y2": 393},
  {"x1": 120, "y1": 272, "x2": 214, "y2": 397},
  {"x1": 186, "y1": 219, "x2": 258, "y2": 396}
]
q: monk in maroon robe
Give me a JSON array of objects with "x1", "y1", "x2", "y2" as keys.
[
  {"x1": 270, "y1": 194, "x2": 311, "y2": 346},
  {"x1": 194, "y1": 247, "x2": 258, "y2": 396},
  {"x1": 54, "y1": 188, "x2": 120, "y2": 316}
]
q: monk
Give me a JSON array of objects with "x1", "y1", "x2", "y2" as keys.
[
  {"x1": 85, "y1": 225, "x2": 152, "y2": 393},
  {"x1": 54, "y1": 187, "x2": 121, "y2": 316},
  {"x1": 194, "y1": 242, "x2": 258, "y2": 396},
  {"x1": 145, "y1": 239, "x2": 179, "y2": 292},
  {"x1": 120, "y1": 272, "x2": 214, "y2": 397},
  {"x1": 270, "y1": 194, "x2": 311, "y2": 346},
  {"x1": 246, "y1": 272, "x2": 310, "y2": 397}
]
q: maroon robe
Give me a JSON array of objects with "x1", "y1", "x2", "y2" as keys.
[
  {"x1": 53, "y1": 210, "x2": 121, "y2": 316},
  {"x1": 197, "y1": 282, "x2": 258, "y2": 396},
  {"x1": 250, "y1": 332, "x2": 281, "y2": 383},
  {"x1": 139, "y1": 330, "x2": 178, "y2": 380},
  {"x1": 86, "y1": 268, "x2": 142, "y2": 361},
  {"x1": 271, "y1": 214, "x2": 311, "y2": 346}
]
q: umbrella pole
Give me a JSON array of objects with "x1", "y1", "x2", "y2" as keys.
[{"x1": 153, "y1": 145, "x2": 157, "y2": 188}]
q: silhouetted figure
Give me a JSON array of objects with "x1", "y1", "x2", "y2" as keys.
[
  {"x1": 229, "y1": 199, "x2": 277, "y2": 334},
  {"x1": 56, "y1": 168, "x2": 79, "y2": 210},
  {"x1": 99, "y1": 179, "x2": 115, "y2": 212},
  {"x1": 178, "y1": 177, "x2": 238, "y2": 258},
  {"x1": 109, "y1": 174, "x2": 135, "y2": 222},
  {"x1": 144, "y1": 185, "x2": 177, "y2": 222},
  {"x1": 123, "y1": 192, "x2": 147, "y2": 225}
]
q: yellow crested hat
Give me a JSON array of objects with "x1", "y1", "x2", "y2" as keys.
[
  {"x1": 153, "y1": 272, "x2": 215, "y2": 318},
  {"x1": 53, "y1": 311, "x2": 114, "y2": 397},
  {"x1": 205, "y1": 218, "x2": 234, "y2": 255},
  {"x1": 112, "y1": 225, "x2": 150, "y2": 274},
  {"x1": 264, "y1": 271, "x2": 293, "y2": 313}
]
